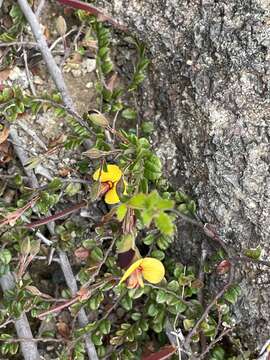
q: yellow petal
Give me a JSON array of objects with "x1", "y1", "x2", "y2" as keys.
[
  {"x1": 141, "y1": 257, "x2": 165, "y2": 284},
  {"x1": 104, "y1": 183, "x2": 120, "y2": 204},
  {"x1": 93, "y1": 164, "x2": 122, "y2": 183},
  {"x1": 119, "y1": 258, "x2": 143, "y2": 284}
]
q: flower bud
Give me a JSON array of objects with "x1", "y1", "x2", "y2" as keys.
[
  {"x1": 56, "y1": 16, "x2": 67, "y2": 37},
  {"x1": 88, "y1": 112, "x2": 109, "y2": 128}
]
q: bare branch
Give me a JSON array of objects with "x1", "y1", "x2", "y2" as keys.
[
  {"x1": 35, "y1": 0, "x2": 46, "y2": 19},
  {"x1": 183, "y1": 235, "x2": 235, "y2": 350},
  {"x1": 58, "y1": 251, "x2": 99, "y2": 360},
  {"x1": 9, "y1": 127, "x2": 39, "y2": 189},
  {"x1": 197, "y1": 328, "x2": 232, "y2": 360},
  {"x1": 17, "y1": 0, "x2": 75, "y2": 111}
]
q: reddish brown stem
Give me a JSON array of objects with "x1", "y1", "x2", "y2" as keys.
[
  {"x1": 57, "y1": 0, "x2": 127, "y2": 31},
  {"x1": 38, "y1": 297, "x2": 79, "y2": 319},
  {"x1": 25, "y1": 201, "x2": 87, "y2": 229}
]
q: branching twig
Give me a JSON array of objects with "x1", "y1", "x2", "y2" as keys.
[
  {"x1": 32, "y1": 97, "x2": 94, "y2": 134},
  {"x1": 25, "y1": 200, "x2": 87, "y2": 229},
  {"x1": 9, "y1": 127, "x2": 39, "y2": 188},
  {"x1": 0, "y1": 318, "x2": 14, "y2": 329},
  {"x1": 183, "y1": 235, "x2": 235, "y2": 350},
  {"x1": 0, "y1": 336, "x2": 65, "y2": 344},
  {"x1": 17, "y1": 119, "x2": 47, "y2": 150},
  {"x1": 35, "y1": 0, "x2": 46, "y2": 19},
  {"x1": 23, "y1": 46, "x2": 36, "y2": 96},
  {"x1": 0, "y1": 128, "x2": 41, "y2": 360},
  {"x1": 145, "y1": 283, "x2": 191, "y2": 307},
  {"x1": 0, "y1": 41, "x2": 38, "y2": 48},
  {"x1": 198, "y1": 241, "x2": 207, "y2": 353},
  {"x1": 197, "y1": 328, "x2": 232, "y2": 360},
  {"x1": 49, "y1": 27, "x2": 78, "y2": 51},
  {"x1": 82, "y1": 236, "x2": 117, "y2": 288},
  {"x1": 17, "y1": 0, "x2": 75, "y2": 112},
  {"x1": 58, "y1": 251, "x2": 99, "y2": 360},
  {"x1": 0, "y1": 273, "x2": 41, "y2": 360}
]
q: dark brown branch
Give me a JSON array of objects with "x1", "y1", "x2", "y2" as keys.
[
  {"x1": 25, "y1": 201, "x2": 87, "y2": 229},
  {"x1": 197, "y1": 328, "x2": 232, "y2": 360}
]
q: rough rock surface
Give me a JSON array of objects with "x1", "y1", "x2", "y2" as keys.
[{"x1": 96, "y1": 0, "x2": 270, "y2": 351}]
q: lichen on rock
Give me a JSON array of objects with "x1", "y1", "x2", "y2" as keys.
[{"x1": 96, "y1": 0, "x2": 270, "y2": 350}]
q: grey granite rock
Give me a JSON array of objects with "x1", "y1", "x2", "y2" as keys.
[{"x1": 96, "y1": 0, "x2": 269, "y2": 351}]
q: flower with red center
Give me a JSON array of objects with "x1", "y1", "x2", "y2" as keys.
[
  {"x1": 119, "y1": 257, "x2": 165, "y2": 288},
  {"x1": 93, "y1": 164, "x2": 124, "y2": 204}
]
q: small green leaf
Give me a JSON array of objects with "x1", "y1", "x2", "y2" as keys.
[
  {"x1": 167, "y1": 280, "x2": 180, "y2": 292},
  {"x1": 91, "y1": 247, "x2": 103, "y2": 262},
  {"x1": 156, "y1": 236, "x2": 169, "y2": 250},
  {"x1": 187, "y1": 200, "x2": 197, "y2": 214},
  {"x1": 183, "y1": 319, "x2": 195, "y2": 331},
  {"x1": 99, "y1": 319, "x2": 111, "y2": 335},
  {"x1": 157, "y1": 198, "x2": 175, "y2": 210},
  {"x1": 151, "y1": 249, "x2": 165, "y2": 261},
  {"x1": 122, "y1": 108, "x2": 137, "y2": 120},
  {"x1": 147, "y1": 303, "x2": 158, "y2": 317},
  {"x1": 141, "y1": 210, "x2": 153, "y2": 227},
  {"x1": 223, "y1": 285, "x2": 241, "y2": 304},
  {"x1": 128, "y1": 193, "x2": 146, "y2": 209},
  {"x1": 131, "y1": 312, "x2": 141, "y2": 321},
  {"x1": 155, "y1": 212, "x2": 174, "y2": 235},
  {"x1": 143, "y1": 234, "x2": 155, "y2": 245},
  {"x1": 116, "y1": 234, "x2": 135, "y2": 253},
  {"x1": 75, "y1": 322, "x2": 97, "y2": 337},
  {"x1": 141, "y1": 121, "x2": 154, "y2": 134},
  {"x1": 156, "y1": 290, "x2": 167, "y2": 304},
  {"x1": 82, "y1": 239, "x2": 96, "y2": 249},
  {"x1": 101, "y1": 60, "x2": 113, "y2": 75},
  {"x1": 65, "y1": 183, "x2": 81, "y2": 196},
  {"x1": 152, "y1": 322, "x2": 163, "y2": 333},
  {"x1": 128, "y1": 286, "x2": 144, "y2": 299},
  {"x1": 20, "y1": 238, "x2": 31, "y2": 256},
  {"x1": 48, "y1": 178, "x2": 62, "y2": 191},
  {"x1": 0, "y1": 250, "x2": 11, "y2": 265},
  {"x1": 120, "y1": 296, "x2": 133, "y2": 311},
  {"x1": 210, "y1": 346, "x2": 226, "y2": 360},
  {"x1": 243, "y1": 246, "x2": 261, "y2": 260},
  {"x1": 144, "y1": 155, "x2": 162, "y2": 180},
  {"x1": 116, "y1": 204, "x2": 128, "y2": 221},
  {"x1": 91, "y1": 333, "x2": 103, "y2": 346}
]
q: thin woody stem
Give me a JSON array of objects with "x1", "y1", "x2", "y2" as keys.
[{"x1": 25, "y1": 201, "x2": 87, "y2": 229}]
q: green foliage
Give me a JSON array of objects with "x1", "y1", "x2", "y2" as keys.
[
  {"x1": 0, "y1": 249, "x2": 11, "y2": 276},
  {"x1": 94, "y1": 21, "x2": 114, "y2": 76},
  {"x1": 0, "y1": 4, "x2": 25, "y2": 43},
  {"x1": 126, "y1": 38, "x2": 150, "y2": 91},
  {"x1": 0, "y1": 9, "x2": 245, "y2": 360},
  {"x1": 127, "y1": 191, "x2": 175, "y2": 235},
  {"x1": 243, "y1": 246, "x2": 261, "y2": 260},
  {"x1": 210, "y1": 346, "x2": 226, "y2": 360},
  {"x1": 223, "y1": 285, "x2": 241, "y2": 305}
]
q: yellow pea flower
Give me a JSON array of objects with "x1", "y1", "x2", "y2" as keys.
[
  {"x1": 119, "y1": 257, "x2": 165, "y2": 288},
  {"x1": 93, "y1": 164, "x2": 124, "y2": 204}
]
